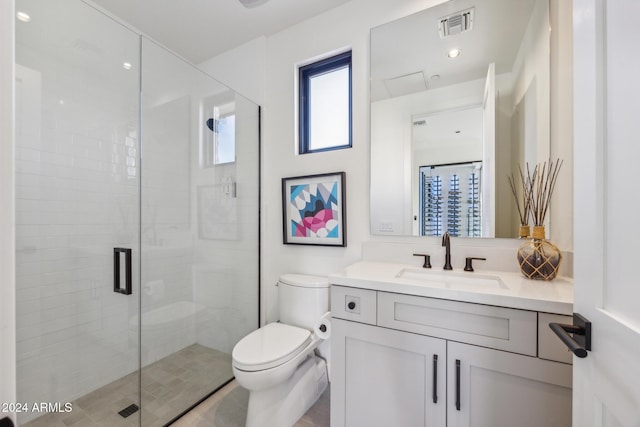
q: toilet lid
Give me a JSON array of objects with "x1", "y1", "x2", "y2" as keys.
[{"x1": 232, "y1": 323, "x2": 311, "y2": 372}]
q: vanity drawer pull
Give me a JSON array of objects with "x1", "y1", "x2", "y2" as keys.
[
  {"x1": 433, "y1": 354, "x2": 438, "y2": 404},
  {"x1": 455, "y1": 359, "x2": 461, "y2": 411}
]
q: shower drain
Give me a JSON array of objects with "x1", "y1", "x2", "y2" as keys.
[{"x1": 118, "y1": 403, "x2": 139, "y2": 418}]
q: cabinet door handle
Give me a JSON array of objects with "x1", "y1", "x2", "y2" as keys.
[
  {"x1": 455, "y1": 359, "x2": 461, "y2": 411},
  {"x1": 432, "y1": 354, "x2": 438, "y2": 403}
]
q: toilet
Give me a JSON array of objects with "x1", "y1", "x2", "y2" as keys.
[{"x1": 232, "y1": 274, "x2": 330, "y2": 427}]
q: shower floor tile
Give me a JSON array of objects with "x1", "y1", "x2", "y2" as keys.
[
  {"x1": 22, "y1": 344, "x2": 232, "y2": 427},
  {"x1": 172, "y1": 379, "x2": 330, "y2": 427}
]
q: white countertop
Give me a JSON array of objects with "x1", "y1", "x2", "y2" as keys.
[{"x1": 328, "y1": 261, "x2": 573, "y2": 315}]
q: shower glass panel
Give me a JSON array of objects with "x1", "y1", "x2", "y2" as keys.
[
  {"x1": 139, "y1": 38, "x2": 259, "y2": 425},
  {"x1": 15, "y1": 0, "x2": 141, "y2": 425}
]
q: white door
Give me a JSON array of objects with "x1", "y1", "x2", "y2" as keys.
[{"x1": 573, "y1": 0, "x2": 640, "y2": 426}]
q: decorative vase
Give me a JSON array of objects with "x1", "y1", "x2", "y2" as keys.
[
  {"x1": 517, "y1": 226, "x2": 562, "y2": 280},
  {"x1": 518, "y1": 225, "x2": 531, "y2": 239}
]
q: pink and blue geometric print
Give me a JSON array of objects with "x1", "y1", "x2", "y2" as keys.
[
  {"x1": 289, "y1": 181, "x2": 339, "y2": 238},
  {"x1": 282, "y1": 172, "x2": 346, "y2": 246}
]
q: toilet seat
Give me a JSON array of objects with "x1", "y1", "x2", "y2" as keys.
[{"x1": 232, "y1": 322, "x2": 312, "y2": 372}]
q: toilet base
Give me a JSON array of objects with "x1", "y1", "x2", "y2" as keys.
[{"x1": 245, "y1": 355, "x2": 328, "y2": 427}]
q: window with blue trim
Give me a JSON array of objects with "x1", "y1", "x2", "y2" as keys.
[{"x1": 299, "y1": 51, "x2": 352, "y2": 154}]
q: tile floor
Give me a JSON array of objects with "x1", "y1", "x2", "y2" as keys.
[
  {"x1": 20, "y1": 344, "x2": 330, "y2": 427},
  {"x1": 22, "y1": 344, "x2": 233, "y2": 427},
  {"x1": 172, "y1": 380, "x2": 330, "y2": 427}
]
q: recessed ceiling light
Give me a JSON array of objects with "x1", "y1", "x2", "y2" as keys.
[
  {"x1": 16, "y1": 11, "x2": 31, "y2": 22},
  {"x1": 122, "y1": 62, "x2": 132, "y2": 70},
  {"x1": 448, "y1": 48, "x2": 462, "y2": 59},
  {"x1": 238, "y1": 0, "x2": 270, "y2": 8}
]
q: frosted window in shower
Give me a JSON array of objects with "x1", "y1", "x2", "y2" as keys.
[
  {"x1": 217, "y1": 113, "x2": 235, "y2": 164},
  {"x1": 202, "y1": 99, "x2": 236, "y2": 167}
]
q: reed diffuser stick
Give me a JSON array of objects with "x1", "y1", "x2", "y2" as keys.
[
  {"x1": 508, "y1": 164, "x2": 534, "y2": 226},
  {"x1": 529, "y1": 159, "x2": 563, "y2": 226}
]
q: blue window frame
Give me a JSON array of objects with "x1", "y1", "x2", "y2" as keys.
[{"x1": 299, "y1": 51, "x2": 352, "y2": 154}]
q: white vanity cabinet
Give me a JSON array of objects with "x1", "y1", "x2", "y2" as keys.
[
  {"x1": 447, "y1": 342, "x2": 572, "y2": 427},
  {"x1": 332, "y1": 318, "x2": 447, "y2": 426},
  {"x1": 330, "y1": 285, "x2": 573, "y2": 427}
]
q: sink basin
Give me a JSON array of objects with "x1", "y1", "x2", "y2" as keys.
[{"x1": 396, "y1": 268, "x2": 508, "y2": 290}]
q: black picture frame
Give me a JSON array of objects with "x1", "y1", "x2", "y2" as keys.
[{"x1": 282, "y1": 172, "x2": 346, "y2": 247}]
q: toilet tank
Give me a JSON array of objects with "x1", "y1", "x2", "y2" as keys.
[{"x1": 278, "y1": 274, "x2": 329, "y2": 331}]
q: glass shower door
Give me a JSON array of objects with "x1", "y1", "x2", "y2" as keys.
[
  {"x1": 15, "y1": 0, "x2": 141, "y2": 425},
  {"x1": 139, "y1": 38, "x2": 260, "y2": 425},
  {"x1": 15, "y1": 2, "x2": 260, "y2": 425}
]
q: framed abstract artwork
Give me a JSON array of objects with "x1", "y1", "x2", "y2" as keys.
[{"x1": 282, "y1": 172, "x2": 346, "y2": 247}]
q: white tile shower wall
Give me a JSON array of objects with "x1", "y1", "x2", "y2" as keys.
[{"x1": 15, "y1": 1, "x2": 141, "y2": 421}]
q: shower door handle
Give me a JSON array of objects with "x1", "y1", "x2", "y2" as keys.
[{"x1": 114, "y1": 248, "x2": 132, "y2": 295}]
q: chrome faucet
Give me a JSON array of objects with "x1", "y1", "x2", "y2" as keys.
[{"x1": 442, "y1": 231, "x2": 453, "y2": 270}]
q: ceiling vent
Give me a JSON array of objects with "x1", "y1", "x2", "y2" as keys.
[
  {"x1": 384, "y1": 72, "x2": 428, "y2": 98},
  {"x1": 439, "y1": 7, "x2": 474, "y2": 38}
]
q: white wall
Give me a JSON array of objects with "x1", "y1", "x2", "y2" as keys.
[
  {"x1": 1, "y1": 0, "x2": 17, "y2": 422},
  {"x1": 260, "y1": 0, "x2": 445, "y2": 323},
  {"x1": 256, "y1": 0, "x2": 574, "y2": 323},
  {"x1": 199, "y1": 37, "x2": 267, "y2": 107}
]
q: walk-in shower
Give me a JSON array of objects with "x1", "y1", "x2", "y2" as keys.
[{"x1": 14, "y1": 0, "x2": 260, "y2": 425}]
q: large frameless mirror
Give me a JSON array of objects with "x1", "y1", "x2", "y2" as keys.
[{"x1": 370, "y1": 0, "x2": 551, "y2": 238}]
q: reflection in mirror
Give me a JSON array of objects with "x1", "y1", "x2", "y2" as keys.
[
  {"x1": 412, "y1": 106, "x2": 485, "y2": 237},
  {"x1": 370, "y1": 0, "x2": 550, "y2": 238}
]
